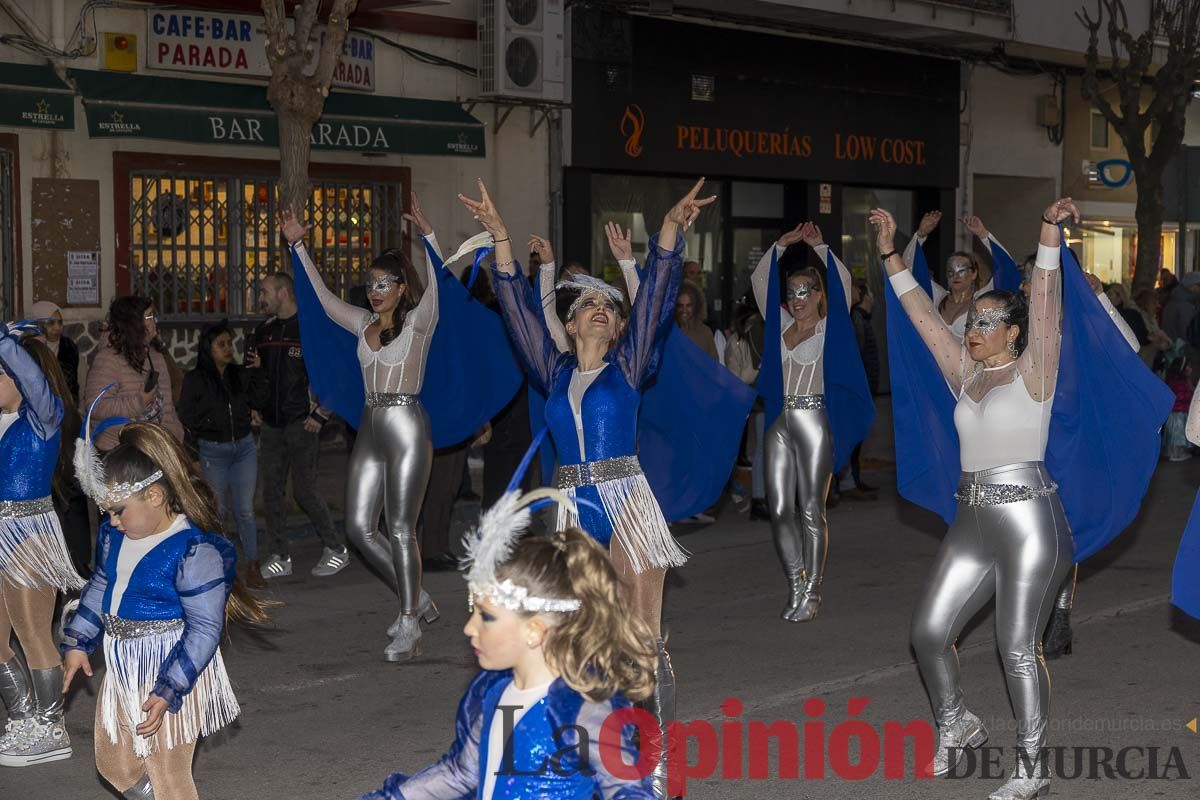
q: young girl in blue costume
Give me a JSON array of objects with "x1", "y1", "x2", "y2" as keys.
[
  {"x1": 358, "y1": 477, "x2": 658, "y2": 800},
  {"x1": 62, "y1": 419, "x2": 269, "y2": 800},
  {"x1": 0, "y1": 322, "x2": 84, "y2": 768}
]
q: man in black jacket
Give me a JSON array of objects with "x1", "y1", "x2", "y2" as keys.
[{"x1": 248, "y1": 271, "x2": 349, "y2": 580}]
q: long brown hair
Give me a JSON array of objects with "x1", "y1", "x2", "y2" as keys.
[
  {"x1": 20, "y1": 337, "x2": 80, "y2": 502},
  {"x1": 106, "y1": 295, "x2": 155, "y2": 372},
  {"x1": 102, "y1": 423, "x2": 272, "y2": 626},
  {"x1": 787, "y1": 267, "x2": 828, "y2": 319},
  {"x1": 496, "y1": 528, "x2": 656, "y2": 702},
  {"x1": 369, "y1": 249, "x2": 424, "y2": 347}
]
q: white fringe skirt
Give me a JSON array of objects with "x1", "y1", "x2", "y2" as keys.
[
  {"x1": 100, "y1": 617, "x2": 240, "y2": 758},
  {"x1": 0, "y1": 497, "x2": 84, "y2": 591},
  {"x1": 554, "y1": 457, "x2": 687, "y2": 573}
]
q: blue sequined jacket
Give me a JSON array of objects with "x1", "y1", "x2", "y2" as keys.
[
  {"x1": 62, "y1": 519, "x2": 237, "y2": 712},
  {"x1": 0, "y1": 325, "x2": 63, "y2": 504},
  {"x1": 359, "y1": 669, "x2": 655, "y2": 800}
]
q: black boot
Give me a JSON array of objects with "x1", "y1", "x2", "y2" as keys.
[{"x1": 1042, "y1": 607, "x2": 1073, "y2": 660}]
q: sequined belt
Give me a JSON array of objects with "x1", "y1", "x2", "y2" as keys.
[
  {"x1": 555, "y1": 455, "x2": 643, "y2": 489},
  {"x1": 103, "y1": 615, "x2": 184, "y2": 640},
  {"x1": 365, "y1": 392, "x2": 419, "y2": 408},
  {"x1": 784, "y1": 395, "x2": 825, "y2": 410},
  {"x1": 954, "y1": 482, "x2": 1059, "y2": 507},
  {"x1": 0, "y1": 496, "x2": 54, "y2": 520}
]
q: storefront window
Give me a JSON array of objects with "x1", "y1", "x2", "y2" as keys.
[
  {"x1": 130, "y1": 171, "x2": 403, "y2": 321},
  {"x1": 1067, "y1": 221, "x2": 1177, "y2": 285},
  {"x1": 589, "y1": 174, "x2": 723, "y2": 316},
  {"x1": 841, "y1": 187, "x2": 915, "y2": 279}
]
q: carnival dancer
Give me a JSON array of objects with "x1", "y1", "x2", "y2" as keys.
[
  {"x1": 876, "y1": 199, "x2": 1171, "y2": 800},
  {"x1": 287, "y1": 194, "x2": 522, "y2": 662},
  {"x1": 749, "y1": 222, "x2": 874, "y2": 622},
  {"x1": 357, "y1": 456, "x2": 657, "y2": 800},
  {"x1": 61, "y1": 419, "x2": 269, "y2": 799},
  {"x1": 463, "y1": 178, "x2": 714, "y2": 799},
  {"x1": 0, "y1": 321, "x2": 84, "y2": 767}
]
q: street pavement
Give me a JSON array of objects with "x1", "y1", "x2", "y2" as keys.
[{"x1": 4, "y1": 444, "x2": 1200, "y2": 799}]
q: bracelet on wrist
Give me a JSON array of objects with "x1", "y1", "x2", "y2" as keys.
[
  {"x1": 1042, "y1": 215, "x2": 1057, "y2": 225},
  {"x1": 879, "y1": 249, "x2": 898, "y2": 261},
  {"x1": 494, "y1": 236, "x2": 510, "y2": 243}
]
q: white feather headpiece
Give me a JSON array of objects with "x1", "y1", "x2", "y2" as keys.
[
  {"x1": 442, "y1": 231, "x2": 496, "y2": 269},
  {"x1": 556, "y1": 275, "x2": 625, "y2": 320},
  {"x1": 461, "y1": 487, "x2": 583, "y2": 613},
  {"x1": 74, "y1": 385, "x2": 163, "y2": 509}
]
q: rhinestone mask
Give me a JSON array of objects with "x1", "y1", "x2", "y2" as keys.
[
  {"x1": 948, "y1": 262, "x2": 974, "y2": 279},
  {"x1": 100, "y1": 470, "x2": 164, "y2": 511},
  {"x1": 967, "y1": 307, "x2": 1009, "y2": 335},
  {"x1": 786, "y1": 284, "x2": 816, "y2": 301},
  {"x1": 365, "y1": 276, "x2": 401, "y2": 295}
]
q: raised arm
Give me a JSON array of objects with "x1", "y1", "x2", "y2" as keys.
[
  {"x1": 749, "y1": 222, "x2": 807, "y2": 320},
  {"x1": 804, "y1": 223, "x2": 852, "y2": 312},
  {"x1": 871, "y1": 208, "x2": 967, "y2": 394},
  {"x1": 404, "y1": 192, "x2": 440, "y2": 336},
  {"x1": 1017, "y1": 199, "x2": 1072, "y2": 402},
  {"x1": 530, "y1": 234, "x2": 571, "y2": 353},
  {"x1": 605, "y1": 221, "x2": 642, "y2": 301},
  {"x1": 280, "y1": 210, "x2": 371, "y2": 335},
  {"x1": 461, "y1": 181, "x2": 566, "y2": 393},
  {"x1": 902, "y1": 210, "x2": 941, "y2": 270},
  {"x1": 153, "y1": 535, "x2": 236, "y2": 712},
  {"x1": 0, "y1": 325, "x2": 63, "y2": 439}
]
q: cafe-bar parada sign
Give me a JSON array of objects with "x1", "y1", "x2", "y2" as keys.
[{"x1": 146, "y1": 10, "x2": 375, "y2": 92}]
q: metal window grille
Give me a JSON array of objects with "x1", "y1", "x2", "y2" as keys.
[
  {"x1": 0, "y1": 149, "x2": 14, "y2": 323},
  {"x1": 129, "y1": 171, "x2": 404, "y2": 321}
]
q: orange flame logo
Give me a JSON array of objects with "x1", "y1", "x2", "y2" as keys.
[{"x1": 620, "y1": 104, "x2": 645, "y2": 159}]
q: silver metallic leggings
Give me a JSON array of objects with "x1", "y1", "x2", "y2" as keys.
[
  {"x1": 345, "y1": 403, "x2": 433, "y2": 616},
  {"x1": 910, "y1": 461, "x2": 1073, "y2": 755},
  {"x1": 765, "y1": 408, "x2": 833, "y2": 580}
]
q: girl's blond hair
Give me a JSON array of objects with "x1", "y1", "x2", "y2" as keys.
[
  {"x1": 496, "y1": 528, "x2": 656, "y2": 702},
  {"x1": 102, "y1": 422, "x2": 272, "y2": 626}
]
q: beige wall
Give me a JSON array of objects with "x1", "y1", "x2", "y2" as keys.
[
  {"x1": 2, "y1": 1, "x2": 551, "y2": 322},
  {"x1": 1060, "y1": 76, "x2": 1145, "y2": 205}
]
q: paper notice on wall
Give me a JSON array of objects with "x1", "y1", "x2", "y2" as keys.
[{"x1": 66, "y1": 251, "x2": 100, "y2": 305}]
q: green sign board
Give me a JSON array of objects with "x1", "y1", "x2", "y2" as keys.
[
  {"x1": 0, "y1": 89, "x2": 74, "y2": 130},
  {"x1": 83, "y1": 102, "x2": 484, "y2": 158}
]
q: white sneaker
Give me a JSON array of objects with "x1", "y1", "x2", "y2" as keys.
[
  {"x1": 0, "y1": 720, "x2": 72, "y2": 766},
  {"x1": 312, "y1": 547, "x2": 350, "y2": 577},
  {"x1": 260, "y1": 555, "x2": 292, "y2": 580},
  {"x1": 0, "y1": 718, "x2": 33, "y2": 751}
]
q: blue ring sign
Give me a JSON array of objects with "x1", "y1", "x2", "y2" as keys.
[{"x1": 1097, "y1": 158, "x2": 1133, "y2": 188}]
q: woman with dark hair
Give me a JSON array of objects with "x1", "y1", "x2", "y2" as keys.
[
  {"x1": 282, "y1": 198, "x2": 440, "y2": 662},
  {"x1": 178, "y1": 321, "x2": 268, "y2": 585},
  {"x1": 82, "y1": 296, "x2": 183, "y2": 451},
  {"x1": 674, "y1": 281, "x2": 718, "y2": 360},
  {"x1": 875, "y1": 200, "x2": 1076, "y2": 800}
]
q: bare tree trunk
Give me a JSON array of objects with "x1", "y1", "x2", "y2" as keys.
[{"x1": 1133, "y1": 176, "x2": 1166, "y2": 293}]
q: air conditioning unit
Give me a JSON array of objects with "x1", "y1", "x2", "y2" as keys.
[{"x1": 479, "y1": 0, "x2": 564, "y2": 101}]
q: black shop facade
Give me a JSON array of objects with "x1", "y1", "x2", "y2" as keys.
[{"x1": 565, "y1": 14, "x2": 961, "y2": 327}]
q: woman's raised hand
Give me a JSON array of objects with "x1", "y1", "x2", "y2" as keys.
[
  {"x1": 277, "y1": 209, "x2": 310, "y2": 245},
  {"x1": 799, "y1": 222, "x2": 825, "y2": 248},
  {"x1": 869, "y1": 209, "x2": 898, "y2": 254},
  {"x1": 1043, "y1": 197, "x2": 1080, "y2": 225},
  {"x1": 402, "y1": 191, "x2": 433, "y2": 237},
  {"x1": 457, "y1": 179, "x2": 508, "y2": 240},
  {"x1": 916, "y1": 210, "x2": 942, "y2": 238},
  {"x1": 604, "y1": 222, "x2": 633, "y2": 262},
  {"x1": 777, "y1": 223, "x2": 805, "y2": 249},
  {"x1": 528, "y1": 235, "x2": 555, "y2": 265}
]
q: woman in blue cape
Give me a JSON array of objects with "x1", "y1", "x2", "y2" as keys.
[
  {"x1": 1174, "y1": 390, "x2": 1200, "y2": 620},
  {"x1": 461, "y1": 177, "x2": 713, "y2": 800},
  {"x1": 876, "y1": 198, "x2": 1171, "y2": 800},
  {"x1": 750, "y1": 221, "x2": 874, "y2": 623},
  {"x1": 283, "y1": 197, "x2": 452, "y2": 663}
]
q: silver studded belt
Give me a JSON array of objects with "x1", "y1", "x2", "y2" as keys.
[
  {"x1": 103, "y1": 615, "x2": 184, "y2": 640},
  {"x1": 365, "y1": 392, "x2": 419, "y2": 408},
  {"x1": 0, "y1": 496, "x2": 54, "y2": 520},
  {"x1": 555, "y1": 455, "x2": 643, "y2": 489},
  {"x1": 955, "y1": 482, "x2": 1059, "y2": 507},
  {"x1": 784, "y1": 395, "x2": 825, "y2": 410}
]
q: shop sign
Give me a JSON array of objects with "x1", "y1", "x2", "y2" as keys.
[
  {"x1": 146, "y1": 11, "x2": 375, "y2": 91},
  {"x1": 0, "y1": 92, "x2": 74, "y2": 130}
]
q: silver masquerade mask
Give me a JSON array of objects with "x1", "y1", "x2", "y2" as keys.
[
  {"x1": 948, "y1": 262, "x2": 974, "y2": 279},
  {"x1": 365, "y1": 275, "x2": 401, "y2": 295},
  {"x1": 786, "y1": 284, "x2": 817, "y2": 301},
  {"x1": 967, "y1": 306, "x2": 1009, "y2": 335}
]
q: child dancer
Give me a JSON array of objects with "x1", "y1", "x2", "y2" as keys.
[
  {"x1": 62, "y1": 417, "x2": 268, "y2": 799},
  {"x1": 0, "y1": 321, "x2": 84, "y2": 767},
  {"x1": 358, "y1": 469, "x2": 658, "y2": 799}
]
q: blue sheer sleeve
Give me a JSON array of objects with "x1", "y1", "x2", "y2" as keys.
[
  {"x1": 152, "y1": 533, "x2": 236, "y2": 712},
  {"x1": 62, "y1": 524, "x2": 113, "y2": 654},
  {"x1": 0, "y1": 326, "x2": 63, "y2": 440},
  {"x1": 577, "y1": 697, "x2": 656, "y2": 800},
  {"x1": 613, "y1": 233, "x2": 684, "y2": 389},
  {"x1": 491, "y1": 266, "x2": 571, "y2": 396}
]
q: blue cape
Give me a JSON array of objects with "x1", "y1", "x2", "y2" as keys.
[
  {"x1": 1173, "y1": 490, "x2": 1200, "y2": 619},
  {"x1": 291, "y1": 242, "x2": 522, "y2": 448},
  {"x1": 988, "y1": 239, "x2": 1023, "y2": 293},
  {"x1": 528, "y1": 272, "x2": 756, "y2": 522},
  {"x1": 756, "y1": 247, "x2": 875, "y2": 473},
  {"x1": 885, "y1": 232, "x2": 1173, "y2": 561}
]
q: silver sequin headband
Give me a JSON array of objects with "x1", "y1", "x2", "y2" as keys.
[
  {"x1": 556, "y1": 275, "x2": 625, "y2": 321},
  {"x1": 100, "y1": 471, "x2": 165, "y2": 510}
]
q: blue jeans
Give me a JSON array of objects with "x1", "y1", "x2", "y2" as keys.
[{"x1": 199, "y1": 433, "x2": 259, "y2": 561}]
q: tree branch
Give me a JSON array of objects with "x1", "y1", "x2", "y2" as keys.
[
  {"x1": 293, "y1": 0, "x2": 323, "y2": 53},
  {"x1": 313, "y1": 0, "x2": 358, "y2": 93}
]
